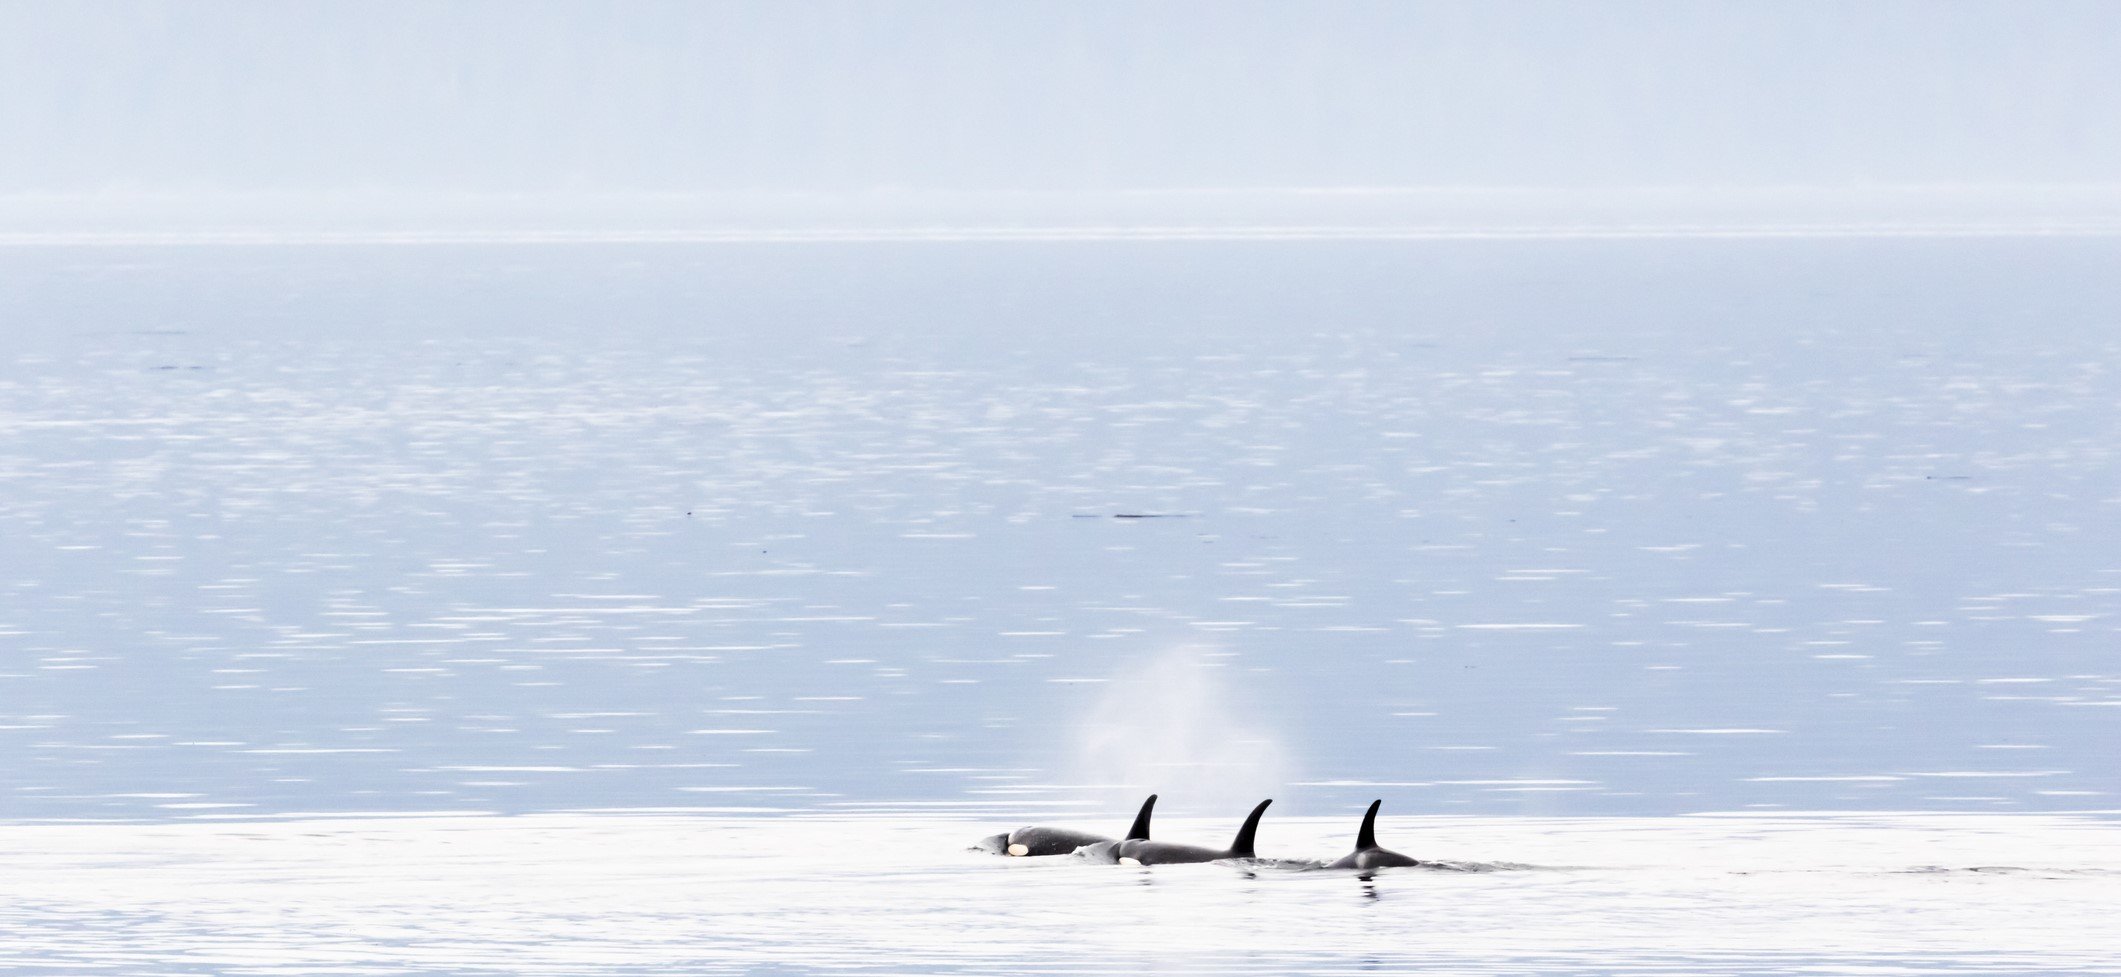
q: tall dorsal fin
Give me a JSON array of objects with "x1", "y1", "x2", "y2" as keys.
[
  {"x1": 1125, "y1": 794, "x2": 1157, "y2": 841},
  {"x1": 1356, "y1": 799, "x2": 1382, "y2": 851},
  {"x1": 1227, "y1": 798, "x2": 1272, "y2": 857}
]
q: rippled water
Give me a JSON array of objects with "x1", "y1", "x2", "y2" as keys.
[
  {"x1": 3, "y1": 237, "x2": 2118, "y2": 973},
  {"x1": 3, "y1": 813, "x2": 2117, "y2": 975}
]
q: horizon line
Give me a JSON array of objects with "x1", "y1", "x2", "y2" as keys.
[{"x1": 6, "y1": 221, "x2": 2121, "y2": 247}]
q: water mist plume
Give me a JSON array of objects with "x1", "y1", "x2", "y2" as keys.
[{"x1": 1067, "y1": 649, "x2": 1292, "y2": 817}]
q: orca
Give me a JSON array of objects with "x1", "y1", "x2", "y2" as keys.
[
  {"x1": 1111, "y1": 798, "x2": 1271, "y2": 866},
  {"x1": 979, "y1": 794, "x2": 1157, "y2": 857},
  {"x1": 1070, "y1": 793, "x2": 1158, "y2": 863},
  {"x1": 1325, "y1": 799, "x2": 1422, "y2": 870}
]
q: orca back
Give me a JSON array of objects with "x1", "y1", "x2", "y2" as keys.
[
  {"x1": 1330, "y1": 799, "x2": 1420, "y2": 869},
  {"x1": 1227, "y1": 799, "x2": 1271, "y2": 858},
  {"x1": 1126, "y1": 794, "x2": 1157, "y2": 841},
  {"x1": 1355, "y1": 799, "x2": 1382, "y2": 852},
  {"x1": 1116, "y1": 839, "x2": 1222, "y2": 865},
  {"x1": 1008, "y1": 826, "x2": 1113, "y2": 856}
]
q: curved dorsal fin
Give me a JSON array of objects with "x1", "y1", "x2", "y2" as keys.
[
  {"x1": 1227, "y1": 798, "x2": 1272, "y2": 857},
  {"x1": 1356, "y1": 799, "x2": 1382, "y2": 851},
  {"x1": 1125, "y1": 794, "x2": 1157, "y2": 841}
]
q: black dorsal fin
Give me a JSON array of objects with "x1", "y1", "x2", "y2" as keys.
[
  {"x1": 1125, "y1": 794, "x2": 1157, "y2": 841},
  {"x1": 1356, "y1": 799, "x2": 1382, "y2": 851},
  {"x1": 1227, "y1": 798, "x2": 1272, "y2": 857}
]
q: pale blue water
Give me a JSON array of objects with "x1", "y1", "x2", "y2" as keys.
[
  {"x1": 4, "y1": 812, "x2": 2119, "y2": 975},
  {"x1": 3, "y1": 237, "x2": 2119, "y2": 826}
]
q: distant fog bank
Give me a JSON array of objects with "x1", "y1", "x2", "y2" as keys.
[{"x1": 4, "y1": 1, "x2": 2118, "y2": 196}]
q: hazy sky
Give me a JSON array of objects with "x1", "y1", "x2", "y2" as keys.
[{"x1": 4, "y1": 0, "x2": 2117, "y2": 194}]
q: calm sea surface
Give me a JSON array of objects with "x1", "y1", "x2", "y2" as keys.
[
  {"x1": 2, "y1": 237, "x2": 2117, "y2": 973},
  {"x1": 3, "y1": 813, "x2": 2118, "y2": 975}
]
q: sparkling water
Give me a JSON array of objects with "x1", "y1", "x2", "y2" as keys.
[{"x1": 3, "y1": 236, "x2": 2116, "y2": 973}]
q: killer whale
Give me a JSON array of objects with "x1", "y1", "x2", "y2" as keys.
[
  {"x1": 1325, "y1": 799, "x2": 1422, "y2": 870},
  {"x1": 1111, "y1": 798, "x2": 1271, "y2": 866},
  {"x1": 978, "y1": 794, "x2": 1157, "y2": 857},
  {"x1": 1070, "y1": 793, "x2": 1158, "y2": 863}
]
